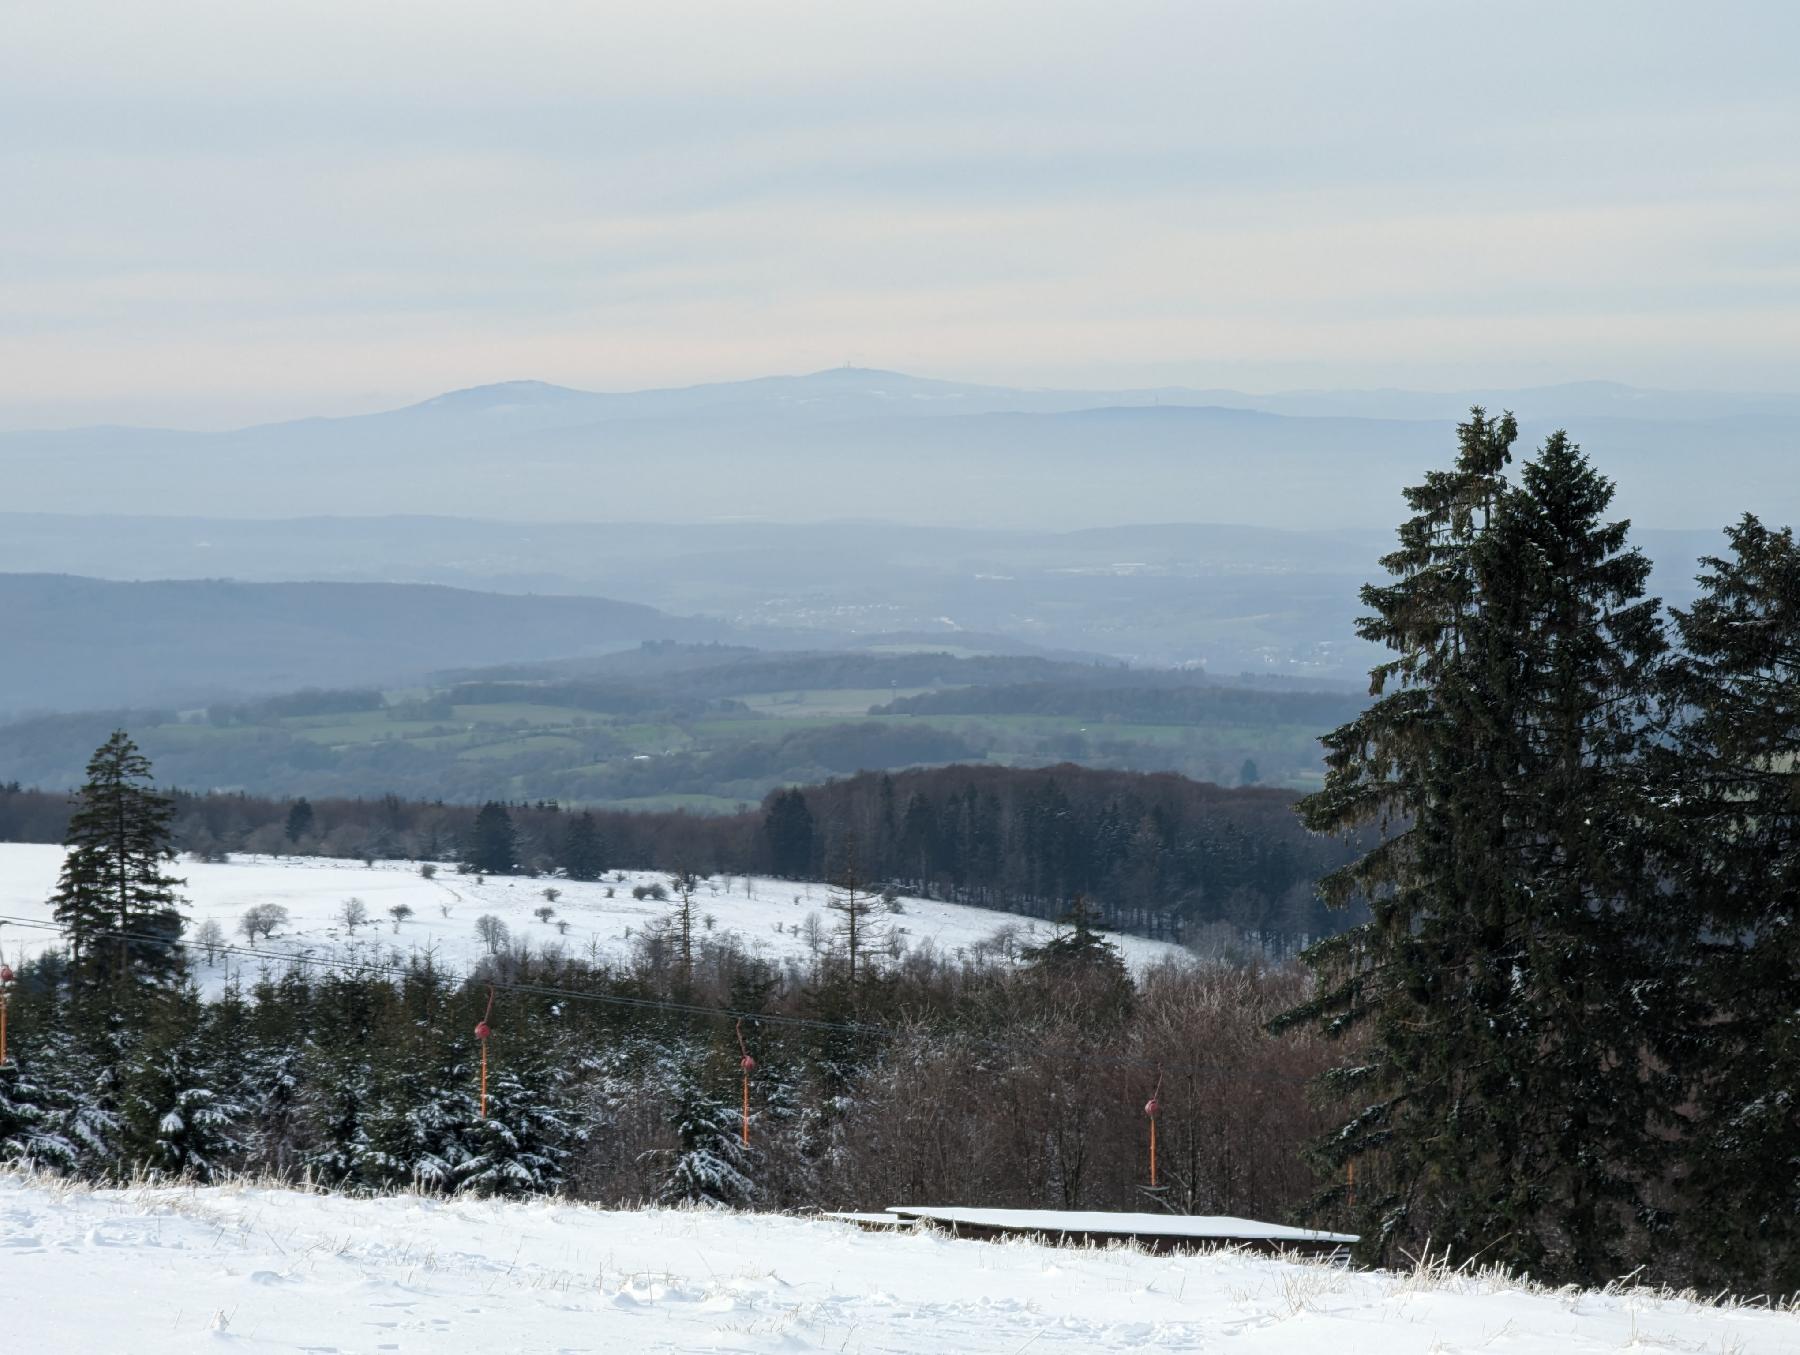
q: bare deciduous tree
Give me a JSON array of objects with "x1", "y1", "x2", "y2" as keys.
[
  {"x1": 239, "y1": 903, "x2": 290, "y2": 942},
  {"x1": 473, "y1": 913, "x2": 509, "y2": 955},
  {"x1": 194, "y1": 918, "x2": 226, "y2": 964}
]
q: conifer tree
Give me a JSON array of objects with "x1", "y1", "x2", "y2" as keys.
[
  {"x1": 242, "y1": 967, "x2": 312, "y2": 1178},
  {"x1": 1272, "y1": 412, "x2": 1517, "y2": 1253},
  {"x1": 0, "y1": 1057, "x2": 77, "y2": 1171},
  {"x1": 826, "y1": 842, "x2": 882, "y2": 984},
  {"x1": 763, "y1": 789, "x2": 814, "y2": 877},
  {"x1": 666, "y1": 867, "x2": 700, "y2": 977},
  {"x1": 656, "y1": 1062, "x2": 755, "y2": 1207},
  {"x1": 560, "y1": 811, "x2": 604, "y2": 881},
  {"x1": 297, "y1": 974, "x2": 389, "y2": 1186},
  {"x1": 456, "y1": 1055, "x2": 586, "y2": 1198},
  {"x1": 1021, "y1": 894, "x2": 1126, "y2": 981},
  {"x1": 1275, "y1": 415, "x2": 1672, "y2": 1282},
  {"x1": 1462, "y1": 434, "x2": 1672, "y2": 1279},
  {"x1": 243, "y1": 1041, "x2": 306, "y2": 1178},
  {"x1": 51, "y1": 731, "x2": 188, "y2": 1000},
  {"x1": 121, "y1": 989, "x2": 244, "y2": 1180},
  {"x1": 284, "y1": 797, "x2": 315, "y2": 844},
  {"x1": 464, "y1": 802, "x2": 518, "y2": 875},
  {"x1": 1663, "y1": 514, "x2": 1800, "y2": 1294},
  {"x1": 363, "y1": 963, "x2": 475, "y2": 1191},
  {"x1": 17, "y1": 990, "x2": 121, "y2": 1173}
]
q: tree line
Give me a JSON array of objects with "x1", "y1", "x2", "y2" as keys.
[
  {"x1": 762, "y1": 765, "x2": 1357, "y2": 946},
  {"x1": 0, "y1": 762, "x2": 1354, "y2": 950}
]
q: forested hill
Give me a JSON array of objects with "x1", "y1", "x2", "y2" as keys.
[
  {"x1": 0, "y1": 645, "x2": 1359, "y2": 809},
  {"x1": 0, "y1": 761, "x2": 1357, "y2": 950},
  {"x1": 0, "y1": 573, "x2": 725, "y2": 714}
]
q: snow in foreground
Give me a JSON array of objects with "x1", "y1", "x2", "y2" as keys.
[
  {"x1": 0, "y1": 843, "x2": 1186, "y2": 991},
  {"x1": 2, "y1": 1174, "x2": 1790, "y2": 1354}
]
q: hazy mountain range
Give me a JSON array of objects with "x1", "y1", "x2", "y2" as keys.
[
  {"x1": 3, "y1": 369, "x2": 1783, "y2": 717},
  {"x1": 4, "y1": 368, "x2": 1793, "y2": 530}
]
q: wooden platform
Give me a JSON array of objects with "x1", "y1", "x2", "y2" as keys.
[
  {"x1": 820, "y1": 1211, "x2": 916, "y2": 1230},
  {"x1": 875, "y1": 1206, "x2": 1357, "y2": 1258}
]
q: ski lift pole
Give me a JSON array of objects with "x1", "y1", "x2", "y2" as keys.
[
  {"x1": 0, "y1": 923, "x2": 12, "y2": 1066},
  {"x1": 1144, "y1": 1069, "x2": 1163, "y2": 1189},
  {"x1": 735, "y1": 1018, "x2": 756, "y2": 1148},
  {"x1": 474, "y1": 985, "x2": 495, "y2": 1119}
]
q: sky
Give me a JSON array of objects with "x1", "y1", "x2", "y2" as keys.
[{"x1": 4, "y1": 0, "x2": 1799, "y2": 429}]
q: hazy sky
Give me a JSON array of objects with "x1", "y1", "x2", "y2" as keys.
[{"x1": 5, "y1": 1, "x2": 1798, "y2": 428}]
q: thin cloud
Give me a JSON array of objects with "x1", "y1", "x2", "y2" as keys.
[{"x1": 3, "y1": 0, "x2": 1797, "y2": 426}]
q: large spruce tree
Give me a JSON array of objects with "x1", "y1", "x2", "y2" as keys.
[
  {"x1": 1276, "y1": 415, "x2": 1672, "y2": 1283},
  {"x1": 51, "y1": 731, "x2": 188, "y2": 999},
  {"x1": 1468, "y1": 434, "x2": 1673, "y2": 1280},
  {"x1": 463, "y1": 801, "x2": 518, "y2": 875},
  {"x1": 1663, "y1": 514, "x2": 1800, "y2": 1295},
  {"x1": 763, "y1": 789, "x2": 814, "y2": 877},
  {"x1": 560, "y1": 810, "x2": 605, "y2": 881}
]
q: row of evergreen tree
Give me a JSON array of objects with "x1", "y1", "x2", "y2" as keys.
[
  {"x1": 1278, "y1": 413, "x2": 1798, "y2": 1295},
  {"x1": 763, "y1": 767, "x2": 1351, "y2": 945}
]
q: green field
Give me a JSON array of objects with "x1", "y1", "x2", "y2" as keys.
[
  {"x1": 737, "y1": 687, "x2": 940, "y2": 718},
  {"x1": 26, "y1": 670, "x2": 1337, "y2": 811},
  {"x1": 455, "y1": 733, "x2": 589, "y2": 761}
]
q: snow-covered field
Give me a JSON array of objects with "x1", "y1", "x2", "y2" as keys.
[
  {"x1": 0, "y1": 843, "x2": 1186, "y2": 988},
  {"x1": 2, "y1": 1173, "x2": 1789, "y2": 1353}
]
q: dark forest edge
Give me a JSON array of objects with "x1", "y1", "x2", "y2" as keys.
[{"x1": 0, "y1": 761, "x2": 1358, "y2": 951}]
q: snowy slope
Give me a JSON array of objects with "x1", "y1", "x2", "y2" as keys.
[
  {"x1": 0, "y1": 843, "x2": 1186, "y2": 989},
  {"x1": 2, "y1": 1173, "x2": 1790, "y2": 1353}
]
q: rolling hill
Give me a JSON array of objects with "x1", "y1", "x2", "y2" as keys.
[{"x1": 0, "y1": 574, "x2": 725, "y2": 714}]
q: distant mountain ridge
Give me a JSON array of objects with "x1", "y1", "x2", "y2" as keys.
[
  {"x1": 2, "y1": 367, "x2": 1793, "y2": 531},
  {"x1": 16, "y1": 366, "x2": 1800, "y2": 439}
]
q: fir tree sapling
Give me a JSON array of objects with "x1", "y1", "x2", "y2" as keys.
[{"x1": 655, "y1": 1060, "x2": 756, "y2": 1208}]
